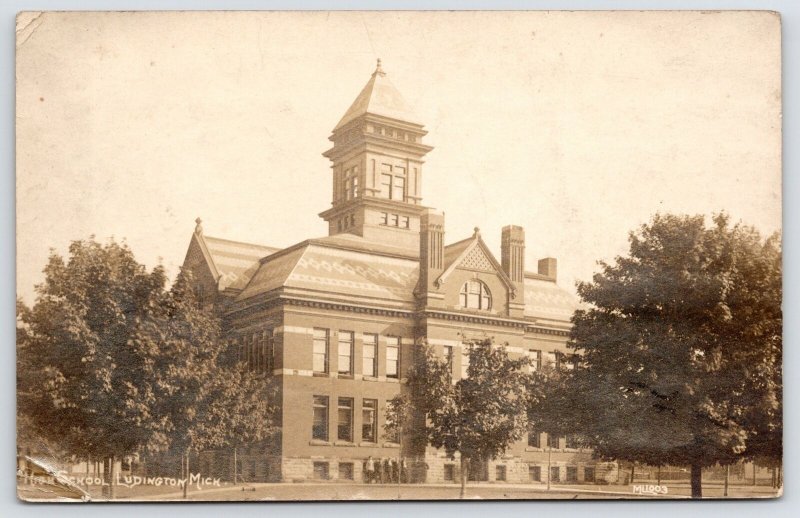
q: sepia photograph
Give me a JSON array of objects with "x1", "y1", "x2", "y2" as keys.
[{"x1": 15, "y1": 10, "x2": 782, "y2": 502}]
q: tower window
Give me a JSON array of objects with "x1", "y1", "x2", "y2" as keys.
[
  {"x1": 378, "y1": 164, "x2": 406, "y2": 201},
  {"x1": 344, "y1": 166, "x2": 359, "y2": 200},
  {"x1": 459, "y1": 280, "x2": 492, "y2": 310}
]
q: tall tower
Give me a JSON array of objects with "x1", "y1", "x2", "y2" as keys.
[{"x1": 320, "y1": 60, "x2": 434, "y2": 250}]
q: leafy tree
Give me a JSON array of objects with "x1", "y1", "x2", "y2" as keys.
[
  {"x1": 557, "y1": 213, "x2": 781, "y2": 498},
  {"x1": 388, "y1": 338, "x2": 529, "y2": 498},
  {"x1": 17, "y1": 239, "x2": 170, "y2": 497},
  {"x1": 140, "y1": 271, "x2": 277, "y2": 497}
]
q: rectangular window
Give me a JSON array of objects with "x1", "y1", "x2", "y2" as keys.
[
  {"x1": 550, "y1": 466, "x2": 560, "y2": 483},
  {"x1": 380, "y1": 212, "x2": 388, "y2": 225},
  {"x1": 401, "y1": 216, "x2": 410, "y2": 229},
  {"x1": 338, "y1": 462, "x2": 354, "y2": 480},
  {"x1": 443, "y1": 345, "x2": 454, "y2": 373},
  {"x1": 312, "y1": 462, "x2": 329, "y2": 480},
  {"x1": 461, "y1": 346, "x2": 471, "y2": 379},
  {"x1": 528, "y1": 349, "x2": 542, "y2": 372},
  {"x1": 362, "y1": 399, "x2": 377, "y2": 442},
  {"x1": 313, "y1": 328, "x2": 329, "y2": 374},
  {"x1": 565, "y1": 435, "x2": 578, "y2": 449},
  {"x1": 380, "y1": 173, "x2": 392, "y2": 199},
  {"x1": 584, "y1": 467, "x2": 595, "y2": 483},
  {"x1": 546, "y1": 434, "x2": 559, "y2": 449},
  {"x1": 392, "y1": 171, "x2": 405, "y2": 201},
  {"x1": 385, "y1": 401, "x2": 400, "y2": 443},
  {"x1": 312, "y1": 396, "x2": 329, "y2": 441},
  {"x1": 496, "y1": 465, "x2": 507, "y2": 482},
  {"x1": 337, "y1": 397, "x2": 354, "y2": 442},
  {"x1": 266, "y1": 329, "x2": 275, "y2": 374},
  {"x1": 338, "y1": 331, "x2": 354, "y2": 375},
  {"x1": 566, "y1": 466, "x2": 578, "y2": 482},
  {"x1": 390, "y1": 213, "x2": 399, "y2": 227},
  {"x1": 363, "y1": 334, "x2": 377, "y2": 377},
  {"x1": 545, "y1": 351, "x2": 557, "y2": 368},
  {"x1": 386, "y1": 337, "x2": 399, "y2": 379},
  {"x1": 528, "y1": 428, "x2": 541, "y2": 448},
  {"x1": 529, "y1": 465, "x2": 541, "y2": 482},
  {"x1": 444, "y1": 464, "x2": 455, "y2": 481}
]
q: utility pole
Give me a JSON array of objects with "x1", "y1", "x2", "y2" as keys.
[{"x1": 547, "y1": 443, "x2": 552, "y2": 491}]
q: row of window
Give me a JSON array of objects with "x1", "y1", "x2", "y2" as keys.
[
  {"x1": 237, "y1": 330, "x2": 276, "y2": 374},
  {"x1": 337, "y1": 213, "x2": 356, "y2": 232},
  {"x1": 313, "y1": 396, "x2": 396, "y2": 444},
  {"x1": 527, "y1": 431, "x2": 580, "y2": 449},
  {"x1": 525, "y1": 349, "x2": 577, "y2": 372},
  {"x1": 313, "y1": 329, "x2": 400, "y2": 378},
  {"x1": 440, "y1": 464, "x2": 594, "y2": 483},
  {"x1": 369, "y1": 124, "x2": 417, "y2": 143},
  {"x1": 379, "y1": 212, "x2": 410, "y2": 229}
]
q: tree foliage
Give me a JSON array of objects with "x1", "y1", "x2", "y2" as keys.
[
  {"x1": 389, "y1": 338, "x2": 529, "y2": 496},
  {"x1": 17, "y1": 238, "x2": 277, "y2": 497},
  {"x1": 555, "y1": 213, "x2": 781, "y2": 497}
]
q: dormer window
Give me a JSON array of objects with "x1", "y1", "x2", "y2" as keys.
[{"x1": 459, "y1": 280, "x2": 492, "y2": 310}]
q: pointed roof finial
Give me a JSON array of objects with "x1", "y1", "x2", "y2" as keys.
[
  {"x1": 374, "y1": 58, "x2": 385, "y2": 76},
  {"x1": 473, "y1": 226, "x2": 481, "y2": 238},
  {"x1": 195, "y1": 217, "x2": 203, "y2": 235}
]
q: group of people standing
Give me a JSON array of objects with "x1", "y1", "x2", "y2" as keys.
[{"x1": 364, "y1": 456, "x2": 407, "y2": 484}]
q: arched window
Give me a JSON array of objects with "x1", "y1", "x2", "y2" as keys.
[{"x1": 459, "y1": 280, "x2": 492, "y2": 310}]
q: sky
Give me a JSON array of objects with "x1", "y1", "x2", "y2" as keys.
[{"x1": 15, "y1": 11, "x2": 781, "y2": 303}]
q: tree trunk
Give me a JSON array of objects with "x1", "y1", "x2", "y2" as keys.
[
  {"x1": 460, "y1": 457, "x2": 469, "y2": 499},
  {"x1": 690, "y1": 463, "x2": 702, "y2": 499},
  {"x1": 657, "y1": 466, "x2": 661, "y2": 486},
  {"x1": 724, "y1": 465, "x2": 729, "y2": 497},
  {"x1": 752, "y1": 463, "x2": 757, "y2": 486},
  {"x1": 630, "y1": 464, "x2": 635, "y2": 484},
  {"x1": 233, "y1": 447, "x2": 238, "y2": 485}
]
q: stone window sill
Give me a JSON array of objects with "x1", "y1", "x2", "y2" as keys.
[
  {"x1": 337, "y1": 374, "x2": 354, "y2": 380},
  {"x1": 382, "y1": 442, "x2": 400, "y2": 448},
  {"x1": 309, "y1": 439, "x2": 331, "y2": 446},
  {"x1": 525, "y1": 447, "x2": 543, "y2": 452},
  {"x1": 334, "y1": 441, "x2": 355, "y2": 447},
  {"x1": 359, "y1": 441, "x2": 378, "y2": 447}
]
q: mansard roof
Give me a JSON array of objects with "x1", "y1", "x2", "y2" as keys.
[
  {"x1": 523, "y1": 274, "x2": 582, "y2": 322},
  {"x1": 333, "y1": 60, "x2": 422, "y2": 131},
  {"x1": 236, "y1": 236, "x2": 420, "y2": 304},
  {"x1": 187, "y1": 225, "x2": 579, "y2": 323}
]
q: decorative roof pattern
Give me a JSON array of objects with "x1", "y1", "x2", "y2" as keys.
[
  {"x1": 461, "y1": 245, "x2": 495, "y2": 272},
  {"x1": 334, "y1": 60, "x2": 422, "y2": 131},
  {"x1": 203, "y1": 236, "x2": 280, "y2": 291},
  {"x1": 237, "y1": 243, "x2": 419, "y2": 303},
  {"x1": 523, "y1": 277, "x2": 581, "y2": 320}
]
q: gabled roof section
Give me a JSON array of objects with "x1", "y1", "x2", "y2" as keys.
[
  {"x1": 184, "y1": 219, "x2": 281, "y2": 292},
  {"x1": 334, "y1": 60, "x2": 422, "y2": 131},
  {"x1": 203, "y1": 236, "x2": 281, "y2": 291},
  {"x1": 438, "y1": 229, "x2": 516, "y2": 293}
]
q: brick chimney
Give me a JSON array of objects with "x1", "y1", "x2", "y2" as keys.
[
  {"x1": 538, "y1": 257, "x2": 557, "y2": 281},
  {"x1": 419, "y1": 209, "x2": 445, "y2": 307},
  {"x1": 501, "y1": 225, "x2": 526, "y2": 317}
]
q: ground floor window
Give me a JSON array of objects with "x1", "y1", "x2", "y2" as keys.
[
  {"x1": 495, "y1": 465, "x2": 507, "y2": 482},
  {"x1": 550, "y1": 466, "x2": 560, "y2": 482},
  {"x1": 566, "y1": 466, "x2": 578, "y2": 482},
  {"x1": 313, "y1": 462, "x2": 330, "y2": 480},
  {"x1": 249, "y1": 459, "x2": 257, "y2": 479},
  {"x1": 529, "y1": 465, "x2": 541, "y2": 482},
  {"x1": 339, "y1": 462, "x2": 354, "y2": 480},
  {"x1": 444, "y1": 464, "x2": 455, "y2": 481},
  {"x1": 584, "y1": 466, "x2": 595, "y2": 483}
]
